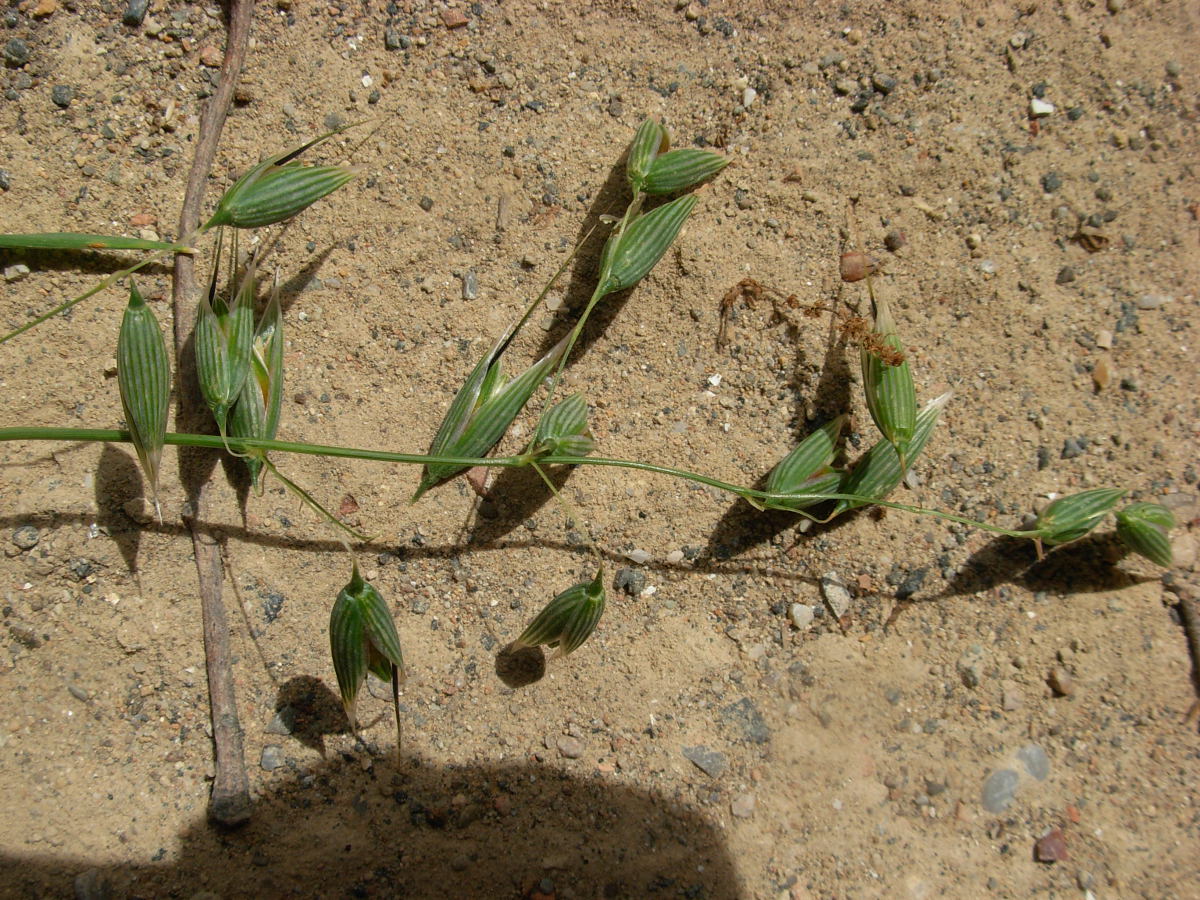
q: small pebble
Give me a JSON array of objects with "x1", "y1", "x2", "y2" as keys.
[
  {"x1": 834, "y1": 78, "x2": 856, "y2": 96},
  {"x1": 122, "y1": 497, "x2": 155, "y2": 524},
  {"x1": 883, "y1": 229, "x2": 906, "y2": 252},
  {"x1": 461, "y1": 269, "x2": 478, "y2": 300},
  {"x1": 871, "y1": 72, "x2": 897, "y2": 94},
  {"x1": 665, "y1": 549, "x2": 684, "y2": 564},
  {"x1": 11, "y1": 525, "x2": 39, "y2": 549},
  {"x1": 1055, "y1": 266, "x2": 1075, "y2": 285},
  {"x1": 1048, "y1": 666, "x2": 1074, "y2": 697},
  {"x1": 682, "y1": 744, "x2": 728, "y2": 778},
  {"x1": 624, "y1": 548, "x2": 651, "y2": 565},
  {"x1": 1017, "y1": 743, "x2": 1050, "y2": 781},
  {"x1": 0, "y1": 168, "x2": 12, "y2": 191},
  {"x1": 384, "y1": 28, "x2": 406, "y2": 51},
  {"x1": 742, "y1": 86, "x2": 757, "y2": 108},
  {"x1": 1165, "y1": 60, "x2": 1182, "y2": 78},
  {"x1": 981, "y1": 768, "x2": 1019, "y2": 813},
  {"x1": 1136, "y1": 293, "x2": 1172, "y2": 310},
  {"x1": 1061, "y1": 438, "x2": 1085, "y2": 460},
  {"x1": 1041, "y1": 172, "x2": 1062, "y2": 193},
  {"x1": 4, "y1": 38, "x2": 30, "y2": 68},
  {"x1": 556, "y1": 735, "x2": 584, "y2": 759},
  {"x1": 264, "y1": 706, "x2": 296, "y2": 735},
  {"x1": 1029, "y1": 98, "x2": 1055, "y2": 117},
  {"x1": 122, "y1": 0, "x2": 149, "y2": 26},
  {"x1": 820, "y1": 572, "x2": 852, "y2": 617},
  {"x1": 418, "y1": 196, "x2": 433, "y2": 212},
  {"x1": 260, "y1": 745, "x2": 284, "y2": 770},
  {"x1": 957, "y1": 645, "x2": 985, "y2": 689},
  {"x1": 51, "y1": 84, "x2": 74, "y2": 108},
  {"x1": 1035, "y1": 827, "x2": 1069, "y2": 863},
  {"x1": 789, "y1": 603, "x2": 815, "y2": 630},
  {"x1": 730, "y1": 793, "x2": 756, "y2": 818},
  {"x1": 613, "y1": 567, "x2": 646, "y2": 597}
]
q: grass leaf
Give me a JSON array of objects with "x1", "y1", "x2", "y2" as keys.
[{"x1": 0, "y1": 232, "x2": 190, "y2": 252}]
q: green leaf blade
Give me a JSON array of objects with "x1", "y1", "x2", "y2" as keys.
[{"x1": 0, "y1": 232, "x2": 188, "y2": 252}]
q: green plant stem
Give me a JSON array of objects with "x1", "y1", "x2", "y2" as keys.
[{"x1": 0, "y1": 425, "x2": 1041, "y2": 539}]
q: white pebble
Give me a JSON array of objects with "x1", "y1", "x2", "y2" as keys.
[
  {"x1": 742, "y1": 86, "x2": 758, "y2": 108},
  {"x1": 1029, "y1": 98, "x2": 1055, "y2": 117},
  {"x1": 665, "y1": 550, "x2": 684, "y2": 564},
  {"x1": 624, "y1": 548, "x2": 651, "y2": 565},
  {"x1": 789, "y1": 603, "x2": 815, "y2": 629},
  {"x1": 1136, "y1": 293, "x2": 1172, "y2": 309}
]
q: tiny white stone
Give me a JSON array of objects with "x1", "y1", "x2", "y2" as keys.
[
  {"x1": 665, "y1": 550, "x2": 685, "y2": 564},
  {"x1": 361, "y1": 74, "x2": 373, "y2": 88},
  {"x1": 742, "y1": 86, "x2": 758, "y2": 108},
  {"x1": 624, "y1": 548, "x2": 651, "y2": 565},
  {"x1": 1029, "y1": 98, "x2": 1055, "y2": 117},
  {"x1": 789, "y1": 603, "x2": 815, "y2": 630},
  {"x1": 707, "y1": 373, "x2": 722, "y2": 387}
]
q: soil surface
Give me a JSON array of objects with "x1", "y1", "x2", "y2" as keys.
[{"x1": 2, "y1": 1, "x2": 1198, "y2": 898}]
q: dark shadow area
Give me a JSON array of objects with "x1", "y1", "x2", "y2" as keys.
[
  {"x1": 530, "y1": 155, "x2": 643, "y2": 368},
  {"x1": 0, "y1": 247, "x2": 174, "y2": 279},
  {"x1": 937, "y1": 531, "x2": 1147, "y2": 600},
  {"x1": 495, "y1": 643, "x2": 546, "y2": 688},
  {"x1": 0, "y1": 751, "x2": 740, "y2": 899},
  {"x1": 94, "y1": 443, "x2": 144, "y2": 573},
  {"x1": 275, "y1": 675, "x2": 351, "y2": 755},
  {"x1": 467, "y1": 462, "x2": 575, "y2": 544}
]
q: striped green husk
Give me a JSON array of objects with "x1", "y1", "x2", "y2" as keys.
[
  {"x1": 329, "y1": 563, "x2": 405, "y2": 727},
  {"x1": 229, "y1": 289, "x2": 283, "y2": 489},
  {"x1": 626, "y1": 118, "x2": 668, "y2": 190},
  {"x1": 1035, "y1": 488, "x2": 1126, "y2": 547},
  {"x1": 514, "y1": 570, "x2": 606, "y2": 657},
  {"x1": 642, "y1": 149, "x2": 730, "y2": 195},
  {"x1": 830, "y1": 392, "x2": 951, "y2": 517},
  {"x1": 531, "y1": 392, "x2": 593, "y2": 458},
  {"x1": 758, "y1": 415, "x2": 845, "y2": 510},
  {"x1": 209, "y1": 164, "x2": 356, "y2": 230},
  {"x1": 599, "y1": 194, "x2": 697, "y2": 295},
  {"x1": 760, "y1": 469, "x2": 844, "y2": 513},
  {"x1": 1114, "y1": 502, "x2": 1174, "y2": 567},
  {"x1": 861, "y1": 290, "x2": 916, "y2": 461},
  {"x1": 413, "y1": 334, "x2": 570, "y2": 500},
  {"x1": 194, "y1": 263, "x2": 256, "y2": 434},
  {"x1": 116, "y1": 280, "x2": 170, "y2": 505}
]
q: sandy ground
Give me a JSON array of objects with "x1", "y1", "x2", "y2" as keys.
[{"x1": 1, "y1": 1, "x2": 1199, "y2": 898}]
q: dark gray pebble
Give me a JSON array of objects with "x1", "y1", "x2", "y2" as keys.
[
  {"x1": 849, "y1": 92, "x2": 871, "y2": 113},
  {"x1": 1061, "y1": 437, "x2": 1086, "y2": 459},
  {"x1": 614, "y1": 567, "x2": 646, "y2": 597},
  {"x1": 11, "y1": 524, "x2": 39, "y2": 549},
  {"x1": 384, "y1": 27, "x2": 405, "y2": 51},
  {"x1": 1067, "y1": 106, "x2": 1084, "y2": 121},
  {"x1": 1036, "y1": 446, "x2": 1052, "y2": 470},
  {"x1": 1056, "y1": 266, "x2": 1076, "y2": 285},
  {"x1": 4, "y1": 37, "x2": 30, "y2": 67},
  {"x1": 0, "y1": 168, "x2": 11, "y2": 191},
  {"x1": 461, "y1": 268, "x2": 478, "y2": 300},
  {"x1": 264, "y1": 706, "x2": 296, "y2": 735},
  {"x1": 1041, "y1": 172, "x2": 1062, "y2": 193},
  {"x1": 122, "y1": 0, "x2": 149, "y2": 26},
  {"x1": 607, "y1": 96, "x2": 623, "y2": 118},
  {"x1": 51, "y1": 85, "x2": 74, "y2": 108},
  {"x1": 721, "y1": 697, "x2": 769, "y2": 744},
  {"x1": 418, "y1": 195, "x2": 433, "y2": 212},
  {"x1": 682, "y1": 744, "x2": 728, "y2": 778},
  {"x1": 895, "y1": 567, "x2": 927, "y2": 599},
  {"x1": 871, "y1": 72, "x2": 897, "y2": 95},
  {"x1": 884, "y1": 229, "x2": 906, "y2": 252}
]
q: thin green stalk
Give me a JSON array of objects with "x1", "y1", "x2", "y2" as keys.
[
  {"x1": 0, "y1": 425, "x2": 1040, "y2": 540},
  {"x1": 1, "y1": 237, "x2": 197, "y2": 345}
]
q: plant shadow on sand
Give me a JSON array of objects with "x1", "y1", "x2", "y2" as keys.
[{"x1": 0, "y1": 746, "x2": 740, "y2": 899}]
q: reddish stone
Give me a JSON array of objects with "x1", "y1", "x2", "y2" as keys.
[
  {"x1": 1034, "y1": 827, "x2": 1069, "y2": 863},
  {"x1": 440, "y1": 8, "x2": 468, "y2": 28}
]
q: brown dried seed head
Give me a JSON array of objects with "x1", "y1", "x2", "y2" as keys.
[{"x1": 840, "y1": 251, "x2": 879, "y2": 283}]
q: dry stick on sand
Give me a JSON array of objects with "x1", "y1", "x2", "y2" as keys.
[{"x1": 171, "y1": 0, "x2": 255, "y2": 827}]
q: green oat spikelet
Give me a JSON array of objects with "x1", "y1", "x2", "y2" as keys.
[
  {"x1": 513, "y1": 570, "x2": 606, "y2": 658},
  {"x1": 228, "y1": 277, "x2": 284, "y2": 491},
  {"x1": 329, "y1": 561, "x2": 406, "y2": 730},
  {"x1": 641, "y1": 148, "x2": 730, "y2": 195},
  {"x1": 597, "y1": 194, "x2": 697, "y2": 296},
  {"x1": 860, "y1": 283, "x2": 916, "y2": 464},
  {"x1": 529, "y1": 392, "x2": 594, "y2": 459},
  {"x1": 1114, "y1": 502, "x2": 1175, "y2": 567},
  {"x1": 195, "y1": 252, "x2": 256, "y2": 437},
  {"x1": 204, "y1": 131, "x2": 357, "y2": 231},
  {"x1": 756, "y1": 415, "x2": 846, "y2": 512},
  {"x1": 625, "y1": 118, "x2": 669, "y2": 193},
  {"x1": 830, "y1": 392, "x2": 951, "y2": 518},
  {"x1": 1034, "y1": 488, "x2": 1126, "y2": 548},
  {"x1": 116, "y1": 279, "x2": 170, "y2": 518}
]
